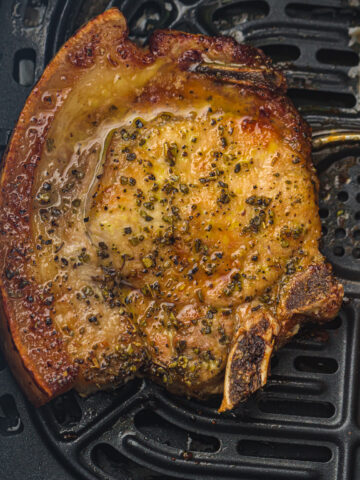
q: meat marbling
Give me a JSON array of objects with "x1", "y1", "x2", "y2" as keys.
[{"x1": 0, "y1": 9, "x2": 343, "y2": 411}]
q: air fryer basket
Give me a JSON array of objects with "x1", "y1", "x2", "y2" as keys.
[{"x1": 1, "y1": 1, "x2": 360, "y2": 479}]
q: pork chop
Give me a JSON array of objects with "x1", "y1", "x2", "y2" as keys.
[{"x1": 0, "y1": 9, "x2": 343, "y2": 411}]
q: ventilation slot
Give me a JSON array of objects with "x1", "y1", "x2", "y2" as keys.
[
  {"x1": 294, "y1": 356, "x2": 338, "y2": 374},
  {"x1": 0, "y1": 394, "x2": 23, "y2": 436},
  {"x1": 317, "y1": 48, "x2": 359, "y2": 67},
  {"x1": 134, "y1": 409, "x2": 219, "y2": 452},
  {"x1": 319, "y1": 207, "x2": 329, "y2": 218},
  {"x1": 337, "y1": 191, "x2": 349, "y2": 202},
  {"x1": 260, "y1": 44, "x2": 300, "y2": 63},
  {"x1": 212, "y1": 1, "x2": 270, "y2": 30},
  {"x1": 258, "y1": 398, "x2": 335, "y2": 418},
  {"x1": 287, "y1": 329, "x2": 328, "y2": 351},
  {"x1": 333, "y1": 246, "x2": 345, "y2": 257},
  {"x1": 187, "y1": 432, "x2": 220, "y2": 453},
  {"x1": 175, "y1": 393, "x2": 223, "y2": 412},
  {"x1": 23, "y1": 0, "x2": 48, "y2": 27},
  {"x1": 285, "y1": 3, "x2": 360, "y2": 25},
  {"x1": 50, "y1": 391, "x2": 82, "y2": 426},
  {"x1": 266, "y1": 378, "x2": 323, "y2": 395},
  {"x1": 129, "y1": 2, "x2": 176, "y2": 42},
  {"x1": 288, "y1": 88, "x2": 356, "y2": 109},
  {"x1": 238, "y1": 439, "x2": 332, "y2": 462},
  {"x1": 91, "y1": 443, "x2": 182, "y2": 480},
  {"x1": 335, "y1": 228, "x2": 346, "y2": 239},
  {"x1": 13, "y1": 49, "x2": 36, "y2": 86},
  {"x1": 130, "y1": 2, "x2": 161, "y2": 34}
]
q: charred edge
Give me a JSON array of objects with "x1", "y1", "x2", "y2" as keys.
[
  {"x1": 229, "y1": 332, "x2": 266, "y2": 405},
  {"x1": 150, "y1": 30, "x2": 271, "y2": 68},
  {"x1": 284, "y1": 264, "x2": 343, "y2": 318},
  {"x1": 194, "y1": 64, "x2": 285, "y2": 92}
]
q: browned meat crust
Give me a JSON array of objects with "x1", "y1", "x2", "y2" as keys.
[{"x1": 0, "y1": 9, "x2": 343, "y2": 409}]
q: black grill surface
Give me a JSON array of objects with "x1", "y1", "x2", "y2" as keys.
[{"x1": 1, "y1": 1, "x2": 360, "y2": 479}]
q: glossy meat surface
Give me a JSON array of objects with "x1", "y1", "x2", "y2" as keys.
[{"x1": 0, "y1": 9, "x2": 343, "y2": 409}]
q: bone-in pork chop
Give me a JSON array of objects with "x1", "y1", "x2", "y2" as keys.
[{"x1": 0, "y1": 9, "x2": 343, "y2": 411}]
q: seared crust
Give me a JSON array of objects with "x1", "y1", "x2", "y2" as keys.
[
  {"x1": 279, "y1": 263, "x2": 343, "y2": 321},
  {"x1": 150, "y1": 29, "x2": 286, "y2": 94},
  {"x1": 220, "y1": 308, "x2": 278, "y2": 412},
  {"x1": 0, "y1": 8, "x2": 342, "y2": 408}
]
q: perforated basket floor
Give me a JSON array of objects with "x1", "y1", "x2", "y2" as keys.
[{"x1": 1, "y1": 1, "x2": 360, "y2": 479}]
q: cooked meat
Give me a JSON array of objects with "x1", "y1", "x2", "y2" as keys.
[{"x1": 0, "y1": 9, "x2": 343, "y2": 410}]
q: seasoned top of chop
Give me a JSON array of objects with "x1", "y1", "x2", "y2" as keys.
[{"x1": 0, "y1": 9, "x2": 342, "y2": 409}]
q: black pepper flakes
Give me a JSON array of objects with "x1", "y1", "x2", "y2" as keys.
[
  {"x1": 218, "y1": 180, "x2": 228, "y2": 188},
  {"x1": 194, "y1": 239, "x2": 202, "y2": 252},
  {"x1": 44, "y1": 295, "x2": 54, "y2": 305},
  {"x1": 180, "y1": 184, "x2": 189, "y2": 194},
  {"x1": 120, "y1": 129, "x2": 129, "y2": 140},
  {"x1": 187, "y1": 264, "x2": 199, "y2": 279},
  {"x1": 88, "y1": 315, "x2": 99, "y2": 325},
  {"x1": 218, "y1": 190, "x2": 230, "y2": 204},
  {"x1": 140, "y1": 210, "x2": 153, "y2": 222},
  {"x1": 5, "y1": 268, "x2": 16, "y2": 280}
]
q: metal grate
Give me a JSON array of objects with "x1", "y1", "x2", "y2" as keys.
[{"x1": 0, "y1": 1, "x2": 360, "y2": 479}]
